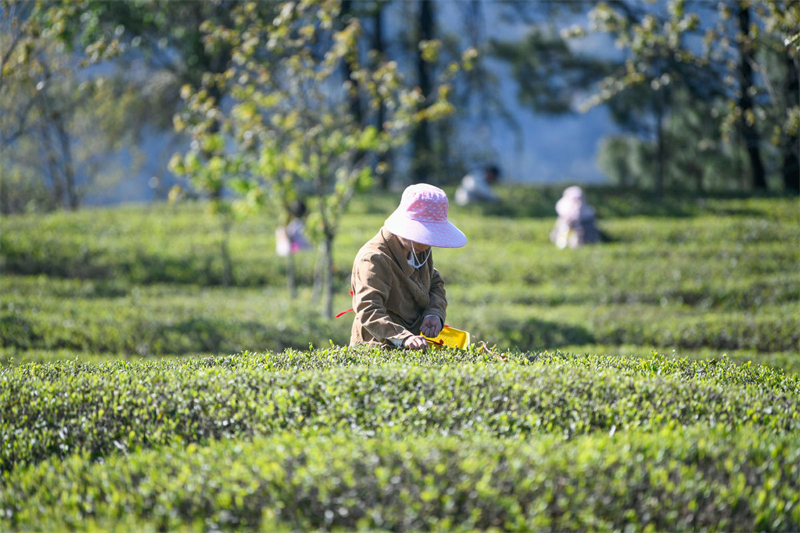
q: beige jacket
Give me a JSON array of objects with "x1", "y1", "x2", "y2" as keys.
[{"x1": 350, "y1": 227, "x2": 447, "y2": 347}]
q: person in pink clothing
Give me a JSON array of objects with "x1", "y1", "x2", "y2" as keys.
[
  {"x1": 350, "y1": 184, "x2": 467, "y2": 351},
  {"x1": 276, "y1": 200, "x2": 311, "y2": 257}
]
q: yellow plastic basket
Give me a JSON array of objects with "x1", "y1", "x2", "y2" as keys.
[{"x1": 423, "y1": 326, "x2": 471, "y2": 350}]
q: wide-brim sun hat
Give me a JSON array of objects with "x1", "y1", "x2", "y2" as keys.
[
  {"x1": 384, "y1": 183, "x2": 467, "y2": 248},
  {"x1": 563, "y1": 185, "x2": 584, "y2": 199}
]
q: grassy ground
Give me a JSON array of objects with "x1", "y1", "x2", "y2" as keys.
[{"x1": 1, "y1": 186, "x2": 799, "y2": 530}]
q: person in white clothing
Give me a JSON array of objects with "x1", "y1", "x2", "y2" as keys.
[
  {"x1": 550, "y1": 186, "x2": 601, "y2": 249},
  {"x1": 455, "y1": 165, "x2": 500, "y2": 206}
]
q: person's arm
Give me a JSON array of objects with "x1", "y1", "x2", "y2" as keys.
[
  {"x1": 353, "y1": 253, "x2": 414, "y2": 346},
  {"x1": 423, "y1": 265, "x2": 447, "y2": 332}
]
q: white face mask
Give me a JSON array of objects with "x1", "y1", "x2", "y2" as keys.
[{"x1": 407, "y1": 241, "x2": 430, "y2": 269}]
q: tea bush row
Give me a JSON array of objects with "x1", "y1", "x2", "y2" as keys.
[
  {"x1": 2, "y1": 196, "x2": 796, "y2": 292},
  {"x1": 3, "y1": 427, "x2": 800, "y2": 531},
  {"x1": 587, "y1": 303, "x2": 800, "y2": 353},
  {"x1": 12, "y1": 264, "x2": 798, "y2": 313},
  {"x1": 10, "y1": 347, "x2": 799, "y2": 393},
  {"x1": 441, "y1": 240, "x2": 797, "y2": 291},
  {"x1": 454, "y1": 302, "x2": 800, "y2": 353},
  {"x1": 3, "y1": 350, "x2": 800, "y2": 471},
  {"x1": 2, "y1": 231, "x2": 794, "y2": 297},
  {"x1": 0, "y1": 301, "x2": 344, "y2": 355},
  {"x1": 561, "y1": 343, "x2": 800, "y2": 377},
  {"x1": 4, "y1": 341, "x2": 798, "y2": 376},
  {"x1": 457, "y1": 272, "x2": 799, "y2": 311},
  {"x1": 3, "y1": 275, "x2": 797, "y2": 354}
]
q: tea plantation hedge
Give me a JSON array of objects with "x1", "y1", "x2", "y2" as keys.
[
  {"x1": 2, "y1": 274, "x2": 798, "y2": 356},
  {"x1": 3, "y1": 428, "x2": 800, "y2": 532},
  {"x1": 2, "y1": 191, "x2": 799, "y2": 531},
  {"x1": 1, "y1": 194, "x2": 798, "y2": 360},
  {"x1": 3, "y1": 348, "x2": 800, "y2": 473}
]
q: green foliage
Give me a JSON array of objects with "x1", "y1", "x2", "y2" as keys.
[
  {"x1": 2, "y1": 348, "x2": 800, "y2": 473},
  {"x1": 171, "y1": 0, "x2": 471, "y2": 315},
  {"x1": 764, "y1": 0, "x2": 800, "y2": 54},
  {"x1": 1, "y1": 192, "x2": 797, "y2": 358},
  {"x1": 597, "y1": 89, "x2": 753, "y2": 191},
  {"x1": 1, "y1": 187, "x2": 798, "y2": 531},
  {"x1": 0, "y1": 163, "x2": 54, "y2": 214},
  {"x1": 1, "y1": 2, "x2": 160, "y2": 213},
  {"x1": 490, "y1": 29, "x2": 610, "y2": 115},
  {"x1": 568, "y1": 0, "x2": 800, "y2": 191},
  {"x1": 3, "y1": 427, "x2": 800, "y2": 532},
  {"x1": 564, "y1": 344, "x2": 800, "y2": 379},
  {"x1": 0, "y1": 279, "x2": 347, "y2": 355},
  {"x1": 38, "y1": 0, "x2": 280, "y2": 86}
]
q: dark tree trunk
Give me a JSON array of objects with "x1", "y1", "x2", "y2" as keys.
[
  {"x1": 53, "y1": 112, "x2": 79, "y2": 211},
  {"x1": 341, "y1": 0, "x2": 363, "y2": 125},
  {"x1": 783, "y1": 55, "x2": 799, "y2": 193},
  {"x1": 37, "y1": 63, "x2": 77, "y2": 210},
  {"x1": 737, "y1": 4, "x2": 767, "y2": 190},
  {"x1": 654, "y1": 94, "x2": 665, "y2": 198},
  {"x1": 193, "y1": 2, "x2": 231, "y2": 201},
  {"x1": 694, "y1": 161, "x2": 704, "y2": 193},
  {"x1": 39, "y1": 121, "x2": 65, "y2": 208},
  {"x1": 412, "y1": 0, "x2": 434, "y2": 184},
  {"x1": 373, "y1": 5, "x2": 392, "y2": 190}
]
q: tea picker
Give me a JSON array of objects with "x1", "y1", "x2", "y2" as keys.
[{"x1": 342, "y1": 184, "x2": 475, "y2": 352}]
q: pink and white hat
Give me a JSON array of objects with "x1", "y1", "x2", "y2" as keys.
[{"x1": 384, "y1": 184, "x2": 467, "y2": 248}]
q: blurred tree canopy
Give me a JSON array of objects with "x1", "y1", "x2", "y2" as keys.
[
  {"x1": 2, "y1": 0, "x2": 797, "y2": 217},
  {"x1": 1, "y1": 0, "x2": 149, "y2": 212},
  {"x1": 1, "y1": 0, "x2": 41, "y2": 151},
  {"x1": 169, "y1": 0, "x2": 471, "y2": 315},
  {"x1": 565, "y1": 0, "x2": 799, "y2": 193},
  {"x1": 491, "y1": 29, "x2": 611, "y2": 116}
]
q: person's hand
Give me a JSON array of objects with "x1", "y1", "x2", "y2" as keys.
[
  {"x1": 420, "y1": 315, "x2": 443, "y2": 338},
  {"x1": 403, "y1": 335, "x2": 428, "y2": 351}
]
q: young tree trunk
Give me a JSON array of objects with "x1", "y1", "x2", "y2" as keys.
[
  {"x1": 53, "y1": 111, "x2": 79, "y2": 211},
  {"x1": 412, "y1": 0, "x2": 434, "y2": 184},
  {"x1": 737, "y1": 3, "x2": 767, "y2": 190},
  {"x1": 322, "y1": 233, "x2": 334, "y2": 319},
  {"x1": 287, "y1": 253, "x2": 297, "y2": 299},
  {"x1": 311, "y1": 242, "x2": 323, "y2": 304},
  {"x1": 220, "y1": 218, "x2": 233, "y2": 287},
  {"x1": 783, "y1": 55, "x2": 799, "y2": 193}
]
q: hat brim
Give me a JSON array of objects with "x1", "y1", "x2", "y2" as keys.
[{"x1": 384, "y1": 212, "x2": 467, "y2": 248}]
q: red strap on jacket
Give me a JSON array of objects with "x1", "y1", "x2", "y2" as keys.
[{"x1": 335, "y1": 291, "x2": 355, "y2": 319}]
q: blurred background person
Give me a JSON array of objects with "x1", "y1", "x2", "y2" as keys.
[
  {"x1": 550, "y1": 186, "x2": 601, "y2": 249},
  {"x1": 455, "y1": 164, "x2": 501, "y2": 206},
  {"x1": 276, "y1": 199, "x2": 312, "y2": 298},
  {"x1": 276, "y1": 200, "x2": 311, "y2": 258}
]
